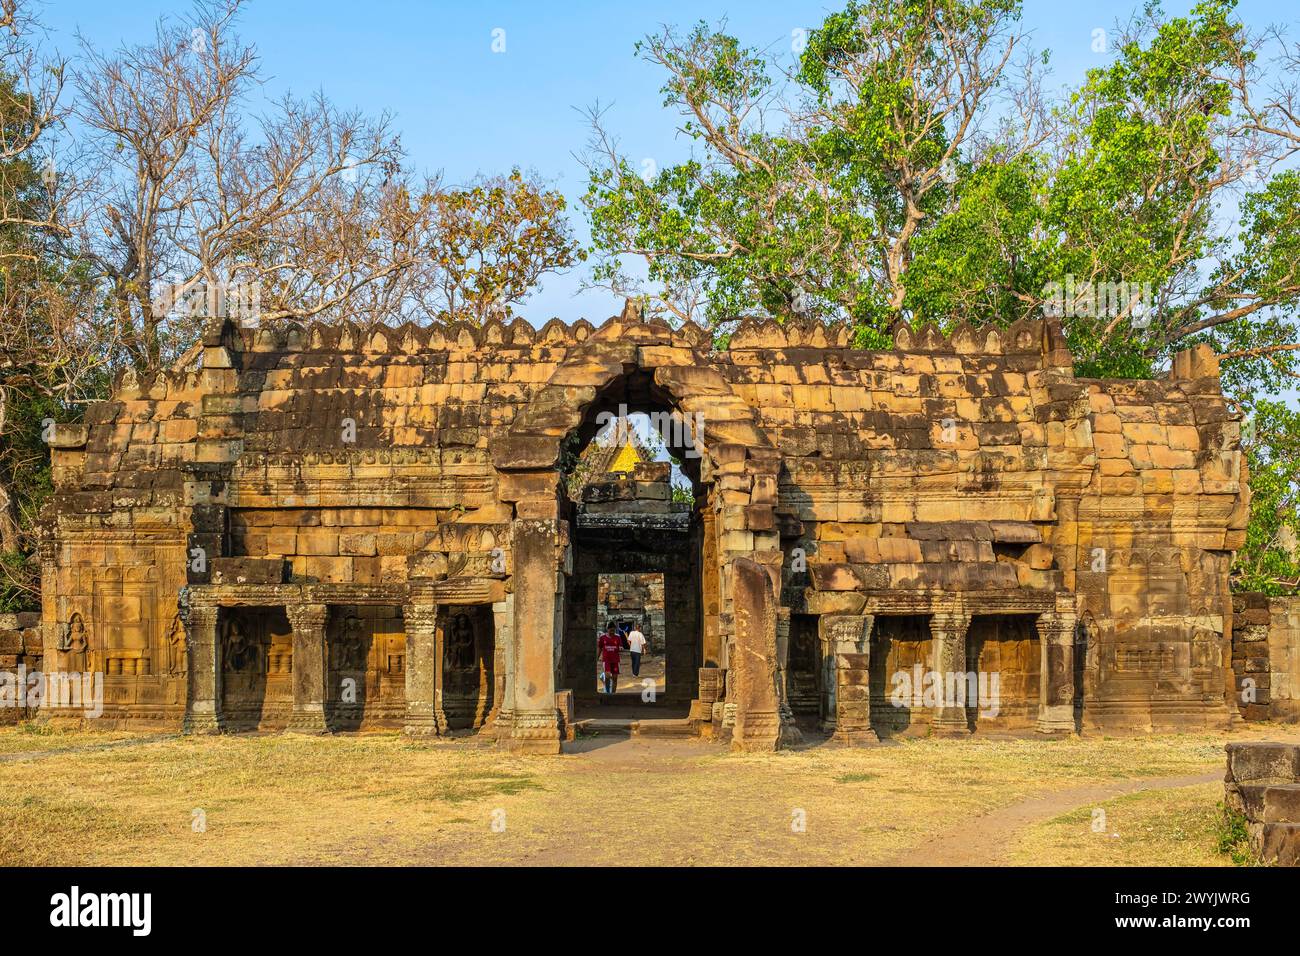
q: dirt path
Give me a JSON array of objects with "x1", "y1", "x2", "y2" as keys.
[
  {"x1": 887, "y1": 771, "x2": 1222, "y2": 866},
  {"x1": 0, "y1": 733, "x2": 178, "y2": 763},
  {"x1": 897, "y1": 726, "x2": 1300, "y2": 866}
]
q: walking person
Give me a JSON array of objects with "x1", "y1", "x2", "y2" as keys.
[
  {"x1": 597, "y1": 623, "x2": 622, "y2": 700},
  {"x1": 626, "y1": 624, "x2": 647, "y2": 678}
]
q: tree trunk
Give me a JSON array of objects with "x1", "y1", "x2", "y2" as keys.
[
  {"x1": 0, "y1": 386, "x2": 15, "y2": 553},
  {"x1": 0, "y1": 479, "x2": 18, "y2": 554}
]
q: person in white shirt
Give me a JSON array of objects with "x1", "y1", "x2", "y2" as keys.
[{"x1": 626, "y1": 626, "x2": 647, "y2": 677}]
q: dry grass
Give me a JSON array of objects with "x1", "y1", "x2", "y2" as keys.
[
  {"x1": 0, "y1": 722, "x2": 148, "y2": 755},
  {"x1": 0, "y1": 723, "x2": 1291, "y2": 866},
  {"x1": 1005, "y1": 783, "x2": 1232, "y2": 867}
]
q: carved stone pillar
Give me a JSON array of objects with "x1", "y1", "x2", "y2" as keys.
[
  {"x1": 821, "y1": 632, "x2": 842, "y2": 728},
  {"x1": 700, "y1": 506, "x2": 723, "y2": 667},
  {"x1": 37, "y1": 534, "x2": 59, "y2": 669},
  {"x1": 286, "y1": 603, "x2": 329, "y2": 733},
  {"x1": 183, "y1": 602, "x2": 221, "y2": 734},
  {"x1": 1036, "y1": 607, "x2": 1077, "y2": 735},
  {"x1": 821, "y1": 614, "x2": 876, "y2": 745},
  {"x1": 775, "y1": 607, "x2": 795, "y2": 726},
  {"x1": 507, "y1": 519, "x2": 562, "y2": 754},
  {"x1": 730, "y1": 557, "x2": 787, "y2": 752},
  {"x1": 484, "y1": 595, "x2": 513, "y2": 734},
  {"x1": 403, "y1": 602, "x2": 441, "y2": 736},
  {"x1": 930, "y1": 611, "x2": 971, "y2": 736}
]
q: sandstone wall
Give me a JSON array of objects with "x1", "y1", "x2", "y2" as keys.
[
  {"x1": 1232, "y1": 594, "x2": 1300, "y2": 722},
  {"x1": 39, "y1": 311, "x2": 1248, "y2": 734}
]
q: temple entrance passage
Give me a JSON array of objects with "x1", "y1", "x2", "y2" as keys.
[
  {"x1": 556, "y1": 376, "x2": 709, "y2": 722},
  {"x1": 564, "y1": 489, "x2": 701, "y2": 720}
]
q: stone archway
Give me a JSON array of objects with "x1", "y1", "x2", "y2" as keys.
[
  {"x1": 491, "y1": 308, "x2": 787, "y2": 753},
  {"x1": 493, "y1": 310, "x2": 779, "y2": 482}
]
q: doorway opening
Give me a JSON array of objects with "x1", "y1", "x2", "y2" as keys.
[
  {"x1": 595, "y1": 572, "x2": 667, "y2": 703},
  {"x1": 788, "y1": 613, "x2": 822, "y2": 715},
  {"x1": 558, "y1": 368, "x2": 709, "y2": 721}
]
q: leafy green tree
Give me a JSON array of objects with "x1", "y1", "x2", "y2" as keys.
[
  {"x1": 425, "y1": 169, "x2": 584, "y2": 324},
  {"x1": 582, "y1": 0, "x2": 1039, "y2": 341},
  {"x1": 1235, "y1": 401, "x2": 1300, "y2": 593}
]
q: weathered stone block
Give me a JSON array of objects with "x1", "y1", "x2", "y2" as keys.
[
  {"x1": 809, "y1": 563, "x2": 864, "y2": 591},
  {"x1": 1257, "y1": 823, "x2": 1300, "y2": 865},
  {"x1": 210, "y1": 558, "x2": 287, "y2": 585},
  {"x1": 1227, "y1": 742, "x2": 1300, "y2": 784},
  {"x1": 1261, "y1": 784, "x2": 1300, "y2": 823},
  {"x1": 339, "y1": 533, "x2": 377, "y2": 556}
]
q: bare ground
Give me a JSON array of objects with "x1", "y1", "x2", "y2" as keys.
[{"x1": 1, "y1": 722, "x2": 1295, "y2": 866}]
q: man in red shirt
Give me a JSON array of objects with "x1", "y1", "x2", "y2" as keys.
[{"x1": 597, "y1": 624, "x2": 622, "y2": 699}]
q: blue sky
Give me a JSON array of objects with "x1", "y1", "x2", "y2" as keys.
[{"x1": 41, "y1": 0, "x2": 1300, "y2": 324}]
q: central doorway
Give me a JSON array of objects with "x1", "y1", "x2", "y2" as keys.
[{"x1": 557, "y1": 369, "x2": 711, "y2": 720}]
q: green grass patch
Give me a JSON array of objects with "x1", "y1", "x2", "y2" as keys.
[
  {"x1": 1214, "y1": 803, "x2": 1256, "y2": 866},
  {"x1": 408, "y1": 772, "x2": 543, "y2": 805}
]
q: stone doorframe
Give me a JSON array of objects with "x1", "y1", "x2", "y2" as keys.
[{"x1": 490, "y1": 314, "x2": 786, "y2": 753}]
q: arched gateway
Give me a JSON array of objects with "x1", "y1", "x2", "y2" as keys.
[{"x1": 38, "y1": 303, "x2": 1249, "y2": 752}]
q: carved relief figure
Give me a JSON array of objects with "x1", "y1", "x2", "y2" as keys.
[
  {"x1": 61, "y1": 613, "x2": 89, "y2": 671},
  {"x1": 449, "y1": 613, "x2": 476, "y2": 671},
  {"x1": 224, "y1": 618, "x2": 259, "y2": 673},
  {"x1": 167, "y1": 614, "x2": 187, "y2": 677},
  {"x1": 337, "y1": 614, "x2": 367, "y2": 671}
]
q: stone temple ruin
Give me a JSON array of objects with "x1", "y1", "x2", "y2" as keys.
[{"x1": 34, "y1": 303, "x2": 1252, "y2": 752}]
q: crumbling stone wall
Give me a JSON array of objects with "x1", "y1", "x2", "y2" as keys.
[
  {"x1": 0, "y1": 611, "x2": 43, "y2": 724},
  {"x1": 1224, "y1": 741, "x2": 1300, "y2": 865},
  {"x1": 1231, "y1": 594, "x2": 1300, "y2": 722},
  {"x1": 37, "y1": 308, "x2": 1248, "y2": 750}
]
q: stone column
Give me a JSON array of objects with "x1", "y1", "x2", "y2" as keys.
[
  {"x1": 37, "y1": 535, "x2": 59, "y2": 671},
  {"x1": 507, "y1": 519, "x2": 562, "y2": 754},
  {"x1": 1036, "y1": 606, "x2": 1078, "y2": 735},
  {"x1": 484, "y1": 595, "x2": 513, "y2": 733},
  {"x1": 700, "y1": 506, "x2": 723, "y2": 667},
  {"x1": 730, "y1": 557, "x2": 785, "y2": 752},
  {"x1": 183, "y1": 602, "x2": 221, "y2": 734},
  {"x1": 286, "y1": 603, "x2": 329, "y2": 733},
  {"x1": 403, "y1": 601, "x2": 440, "y2": 736},
  {"x1": 822, "y1": 615, "x2": 876, "y2": 745},
  {"x1": 930, "y1": 611, "x2": 971, "y2": 736},
  {"x1": 432, "y1": 608, "x2": 451, "y2": 734},
  {"x1": 775, "y1": 607, "x2": 793, "y2": 724}
]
